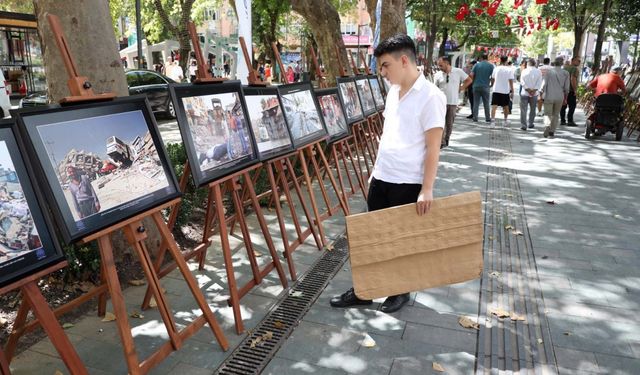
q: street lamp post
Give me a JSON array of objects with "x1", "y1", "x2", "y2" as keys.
[{"x1": 135, "y1": 0, "x2": 143, "y2": 68}]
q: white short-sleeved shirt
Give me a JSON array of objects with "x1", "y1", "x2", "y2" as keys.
[
  {"x1": 373, "y1": 74, "x2": 446, "y2": 184},
  {"x1": 434, "y1": 67, "x2": 468, "y2": 105},
  {"x1": 491, "y1": 65, "x2": 515, "y2": 94}
]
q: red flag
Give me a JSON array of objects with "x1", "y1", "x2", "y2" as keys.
[
  {"x1": 552, "y1": 19, "x2": 560, "y2": 30},
  {"x1": 504, "y1": 15, "x2": 512, "y2": 26},
  {"x1": 456, "y1": 4, "x2": 470, "y2": 21},
  {"x1": 528, "y1": 16, "x2": 535, "y2": 29},
  {"x1": 474, "y1": 8, "x2": 484, "y2": 15},
  {"x1": 536, "y1": 0, "x2": 548, "y2": 4},
  {"x1": 514, "y1": 0, "x2": 524, "y2": 9},
  {"x1": 488, "y1": 0, "x2": 502, "y2": 16},
  {"x1": 480, "y1": 1, "x2": 490, "y2": 7},
  {"x1": 537, "y1": 16, "x2": 542, "y2": 30},
  {"x1": 518, "y1": 16, "x2": 525, "y2": 28}
]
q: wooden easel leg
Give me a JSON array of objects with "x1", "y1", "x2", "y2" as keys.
[
  {"x1": 98, "y1": 262, "x2": 107, "y2": 316},
  {"x1": 20, "y1": 282, "x2": 88, "y2": 375},
  {"x1": 314, "y1": 144, "x2": 349, "y2": 216},
  {"x1": 97, "y1": 236, "x2": 142, "y2": 374},
  {"x1": 212, "y1": 183, "x2": 245, "y2": 334},
  {"x1": 306, "y1": 146, "x2": 334, "y2": 215},
  {"x1": 266, "y1": 162, "x2": 296, "y2": 280},
  {"x1": 228, "y1": 179, "x2": 263, "y2": 285},
  {"x1": 337, "y1": 141, "x2": 356, "y2": 195},
  {"x1": 331, "y1": 144, "x2": 351, "y2": 210},
  {"x1": 4, "y1": 297, "x2": 30, "y2": 361},
  {"x1": 353, "y1": 125, "x2": 372, "y2": 177},
  {"x1": 276, "y1": 160, "x2": 303, "y2": 241},
  {"x1": 242, "y1": 171, "x2": 288, "y2": 288},
  {"x1": 281, "y1": 159, "x2": 323, "y2": 250},
  {"x1": 345, "y1": 138, "x2": 368, "y2": 200},
  {"x1": 0, "y1": 347, "x2": 9, "y2": 375},
  {"x1": 150, "y1": 213, "x2": 229, "y2": 351},
  {"x1": 297, "y1": 149, "x2": 327, "y2": 246}
]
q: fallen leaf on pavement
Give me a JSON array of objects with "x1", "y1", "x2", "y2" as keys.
[
  {"x1": 263, "y1": 331, "x2": 273, "y2": 340},
  {"x1": 249, "y1": 337, "x2": 262, "y2": 348},
  {"x1": 101, "y1": 312, "x2": 116, "y2": 322},
  {"x1": 458, "y1": 316, "x2": 480, "y2": 330},
  {"x1": 546, "y1": 201, "x2": 555, "y2": 205},
  {"x1": 490, "y1": 308, "x2": 510, "y2": 318},
  {"x1": 488, "y1": 236, "x2": 494, "y2": 240},
  {"x1": 563, "y1": 331, "x2": 572, "y2": 336},
  {"x1": 513, "y1": 230, "x2": 523, "y2": 236},
  {"x1": 541, "y1": 255, "x2": 548, "y2": 259},
  {"x1": 290, "y1": 291, "x2": 303, "y2": 297},
  {"x1": 510, "y1": 313, "x2": 526, "y2": 321},
  {"x1": 273, "y1": 320, "x2": 285, "y2": 329},
  {"x1": 326, "y1": 244, "x2": 335, "y2": 252},
  {"x1": 432, "y1": 362, "x2": 445, "y2": 372},
  {"x1": 130, "y1": 311, "x2": 144, "y2": 319},
  {"x1": 489, "y1": 271, "x2": 501, "y2": 278},
  {"x1": 504, "y1": 224, "x2": 514, "y2": 230},
  {"x1": 254, "y1": 251, "x2": 262, "y2": 257},
  {"x1": 361, "y1": 334, "x2": 376, "y2": 348},
  {"x1": 54, "y1": 370, "x2": 64, "y2": 375},
  {"x1": 62, "y1": 323, "x2": 74, "y2": 329},
  {"x1": 128, "y1": 279, "x2": 145, "y2": 286},
  {"x1": 537, "y1": 338, "x2": 544, "y2": 344},
  {"x1": 149, "y1": 297, "x2": 157, "y2": 308}
]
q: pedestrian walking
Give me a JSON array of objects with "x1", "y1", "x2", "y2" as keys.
[
  {"x1": 329, "y1": 33, "x2": 445, "y2": 314},
  {"x1": 540, "y1": 57, "x2": 570, "y2": 138},
  {"x1": 464, "y1": 60, "x2": 476, "y2": 119},
  {"x1": 470, "y1": 54, "x2": 494, "y2": 123},
  {"x1": 188, "y1": 60, "x2": 198, "y2": 82},
  {"x1": 519, "y1": 58, "x2": 542, "y2": 131},
  {"x1": 560, "y1": 56, "x2": 581, "y2": 126},
  {"x1": 490, "y1": 55, "x2": 514, "y2": 126},
  {"x1": 537, "y1": 57, "x2": 552, "y2": 116},
  {"x1": 434, "y1": 56, "x2": 472, "y2": 148}
]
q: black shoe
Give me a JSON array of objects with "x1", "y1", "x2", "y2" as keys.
[
  {"x1": 567, "y1": 122, "x2": 578, "y2": 127},
  {"x1": 330, "y1": 288, "x2": 372, "y2": 308},
  {"x1": 528, "y1": 125, "x2": 535, "y2": 129},
  {"x1": 520, "y1": 126, "x2": 527, "y2": 131},
  {"x1": 560, "y1": 121, "x2": 567, "y2": 125},
  {"x1": 466, "y1": 114, "x2": 473, "y2": 119},
  {"x1": 549, "y1": 132, "x2": 555, "y2": 138},
  {"x1": 380, "y1": 293, "x2": 410, "y2": 313}
]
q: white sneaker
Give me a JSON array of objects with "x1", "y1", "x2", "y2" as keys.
[{"x1": 504, "y1": 119, "x2": 510, "y2": 127}]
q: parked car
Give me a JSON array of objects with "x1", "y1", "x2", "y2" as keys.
[
  {"x1": 126, "y1": 69, "x2": 176, "y2": 118},
  {"x1": 98, "y1": 161, "x2": 117, "y2": 176},
  {"x1": 18, "y1": 69, "x2": 177, "y2": 118},
  {"x1": 0, "y1": 71, "x2": 10, "y2": 118}
]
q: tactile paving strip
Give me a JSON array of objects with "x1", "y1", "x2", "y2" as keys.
[{"x1": 475, "y1": 128, "x2": 558, "y2": 374}]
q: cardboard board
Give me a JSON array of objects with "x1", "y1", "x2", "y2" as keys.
[{"x1": 346, "y1": 191, "x2": 483, "y2": 300}]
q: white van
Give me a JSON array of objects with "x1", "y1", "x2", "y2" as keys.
[{"x1": 0, "y1": 71, "x2": 10, "y2": 118}]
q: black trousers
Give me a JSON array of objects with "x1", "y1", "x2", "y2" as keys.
[
  {"x1": 560, "y1": 91, "x2": 577, "y2": 123},
  {"x1": 367, "y1": 177, "x2": 422, "y2": 213}
]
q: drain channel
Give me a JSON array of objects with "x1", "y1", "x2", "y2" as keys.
[{"x1": 215, "y1": 236, "x2": 350, "y2": 374}]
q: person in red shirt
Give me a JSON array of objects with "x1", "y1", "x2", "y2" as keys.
[{"x1": 588, "y1": 66, "x2": 626, "y2": 97}]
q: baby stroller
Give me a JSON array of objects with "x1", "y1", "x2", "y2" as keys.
[{"x1": 585, "y1": 94, "x2": 625, "y2": 141}]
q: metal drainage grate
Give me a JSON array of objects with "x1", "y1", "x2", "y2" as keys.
[{"x1": 215, "y1": 236, "x2": 350, "y2": 375}]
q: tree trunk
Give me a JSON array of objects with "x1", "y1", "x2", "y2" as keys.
[
  {"x1": 438, "y1": 27, "x2": 448, "y2": 58},
  {"x1": 152, "y1": 0, "x2": 195, "y2": 79},
  {"x1": 425, "y1": 1, "x2": 438, "y2": 76},
  {"x1": 573, "y1": 24, "x2": 584, "y2": 60},
  {"x1": 365, "y1": 0, "x2": 407, "y2": 42},
  {"x1": 592, "y1": 0, "x2": 614, "y2": 73},
  {"x1": 34, "y1": 0, "x2": 128, "y2": 102},
  {"x1": 291, "y1": 0, "x2": 348, "y2": 86}
]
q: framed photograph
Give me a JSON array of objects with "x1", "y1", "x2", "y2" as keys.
[
  {"x1": 336, "y1": 77, "x2": 364, "y2": 124},
  {"x1": 627, "y1": 72, "x2": 640, "y2": 99},
  {"x1": 242, "y1": 86, "x2": 294, "y2": 160},
  {"x1": 355, "y1": 76, "x2": 377, "y2": 116},
  {"x1": 16, "y1": 96, "x2": 181, "y2": 243},
  {"x1": 170, "y1": 81, "x2": 259, "y2": 186},
  {"x1": 0, "y1": 119, "x2": 65, "y2": 289},
  {"x1": 315, "y1": 88, "x2": 349, "y2": 142},
  {"x1": 367, "y1": 75, "x2": 385, "y2": 110},
  {"x1": 277, "y1": 82, "x2": 328, "y2": 148}
]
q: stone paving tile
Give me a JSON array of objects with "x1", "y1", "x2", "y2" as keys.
[
  {"x1": 263, "y1": 357, "x2": 348, "y2": 375},
  {"x1": 554, "y1": 346, "x2": 600, "y2": 373},
  {"x1": 388, "y1": 352, "x2": 476, "y2": 375},
  {"x1": 594, "y1": 352, "x2": 640, "y2": 375},
  {"x1": 304, "y1": 304, "x2": 406, "y2": 339},
  {"x1": 402, "y1": 322, "x2": 476, "y2": 353}
]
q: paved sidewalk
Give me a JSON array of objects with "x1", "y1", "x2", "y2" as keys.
[{"x1": 7, "y1": 103, "x2": 640, "y2": 374}]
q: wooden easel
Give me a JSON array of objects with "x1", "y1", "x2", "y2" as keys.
[
  {"x1": 188, "y1": 22, "x2": 226, "y2": 84},
  {"x1": 1, "y1": 262, "x2": 88, "y2": 375},
  {"x1": 8, "y1": 15, "x2": 230, "y2": 375},
  {"x1": 309, "y1": 47, "x2": 328, "y2": 88},
  {"x1": 239, "y1": 36, "x2": 268, "y2": 86}
]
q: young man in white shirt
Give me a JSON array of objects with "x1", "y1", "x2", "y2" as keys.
[
  {"x1": 329, "y1": 34, "x2": 446, "y2": 314},
  {"x1": 537, "y1": 57, "x2": 552, "y2": 116},
  {"x1": 490, "y1": 55, "x2": 514, "y2": 126},
  {"x1": 434, "y1": 56, "x2": 472, "y2": 148},
  {"x1": 519, "y1": 58, "x2": 542, "y2": 130}
]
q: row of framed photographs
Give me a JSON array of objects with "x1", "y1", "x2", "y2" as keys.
[
  {"x1": 0, "y1": 74, "x2": 386, "y2": 288},
  {"x1": 171, "y1": 75, "x2": 386, "y2": 187},
  {"x1": 623, "y1": 71, "x2": 640, "y2": 100}
]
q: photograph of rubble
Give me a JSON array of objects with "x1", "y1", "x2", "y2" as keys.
[
  {"x1": 18, "y1": 98, "x2": 180, "y2": 242},
  {"x1": 243, "y1": 86, "x2": 293, "y2": 160},
  {"x1": 315, "y1": 88, "x2": 349, "y2": 142},
  {"x1": 368, "y1": 75, "x2": 385, "y2": 110},
  {"x1": 337, "y1": 77, "x2": 364, "y2": 124},
  {"x1": 278, "y1": 82, "x2": 327, "y2": 148},
  {"x1": 0, "y1": 121, "x2": 64, "y2": 289},
  {"x1": 355, "y1": 76, "x2": 376, "y2": 116},
  {"x1": 171, "y1": 81, "x2": 258, "y2": 186}
]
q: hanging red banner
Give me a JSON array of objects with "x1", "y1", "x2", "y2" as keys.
[
  {"x1": 504, "y1": 14, "x2": 512, "y2": 26},
  {"x1": 518, "y1": 16, "x2": 524, "y2": 28},
  {"x1": 513, "y1": 0, "x2": 524, "y2": 9},
  {"x1": 487, "y1": 0, "x2": 502, "y2": 16}
]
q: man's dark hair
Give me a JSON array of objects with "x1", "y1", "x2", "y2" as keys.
[
  {"x1": 500, "y1": 55, "x2": 508, "y2": 64},
  {"x1": 439, "y1": 55, "x2": 451, "y2": 65},
  {"x1": 543, "y1": 57, "x2": 550, "y2": 64},
  {"x1": 373, "y1": 33, "x2": 417, "y2": 63},
  {"x1": 479, "y1": 54, "x2": 488, "y2": 61}
]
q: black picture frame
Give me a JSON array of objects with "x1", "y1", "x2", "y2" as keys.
[
  {"x1": 367, "y1": 75, "x2": 385, "y2": 110},
  {"x1": 336, "y1": 77, "x2": 364, "y2": 124},
  {"x1": 354, "y1": 76, "x2": 377, "y2": 116},
  {"x1": 170, "y1": 81, "x2": 259, "y2": 186},
  {"x1": 0, "y1": 118, "x2": 65, "y2": 289},
  {"x1": 241, "y1": 86, "x2": 295, "y2": 161},
  {"x1": 314, "y1": 88, "x2": 349, "y2": 142},
  {"x1": 277, "y1": 82, "x2": 328, "y2": 148},
  {"x1": 16, "y1": 96, "x2": 181, "y2": 244}
]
